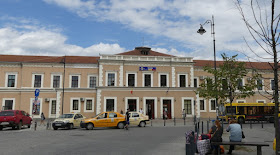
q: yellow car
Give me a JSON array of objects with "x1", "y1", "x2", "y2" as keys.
[
  {"x1": 129, "y1": 112, "x2": 149, "y2": 127},
  {"x1": 80, "y1": 111, "x2": 126, "y2": 130},
  {"x1": 52, "y1": 113, "x2": 85, "y2": 130}
]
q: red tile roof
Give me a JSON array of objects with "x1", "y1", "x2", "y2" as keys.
[
  {"x1": 194, "y1": 60, "x2": 274, "y2": 70},
  {"x1": 0, "y1": 55, "x2": 99, "y2": 64},
  {"x1": 117, "y1": 47, "x2": 175, "y2": 57}
]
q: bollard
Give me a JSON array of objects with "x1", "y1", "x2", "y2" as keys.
[
  {"x1": 46, "y1": 121, "x2": 49, "y2": 130},
  {"x1": 184, "y1": 117, "x2": 186, "y2": 126},
  {"x1": 207, "y1": 121, "x2": 209, "y2": 133},
  {"x1": 261, "y1": 121, "x2": 263, "y2": 128},
  {"x1": 174, "y1": 117, "x2": 176, "y2": 126},
  {"x1": 151, "y1": 120, "x2": 152, "y2": 127},
  {"x1": 164, "y1": 119, "x2": 166, "y2": 126},
  {"x1": 34, "y1": 121, "x2": 37, "y2": 131},
  {"x1": 222, "y1": 118, "x2": 224, "y2": 129},
  {"x1": 202, "y1": 121, "x2": 204, "y2": 134},
  {"x1": 198, "y1": 122, "x2": 200, "y2": 133}
]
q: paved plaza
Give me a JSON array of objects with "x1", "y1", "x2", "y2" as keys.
[{"x1": 0, "y1": 120, "x2": 276, "y2": 155}]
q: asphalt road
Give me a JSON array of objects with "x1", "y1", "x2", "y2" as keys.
[{"x1": 0, "y1": 125, "x2": 192, "y2": 155}]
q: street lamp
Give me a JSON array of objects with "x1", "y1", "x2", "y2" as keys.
[
  {"x1": 60, "y1": 56, "x2": 66, "y2": 115},
  {"x1": 197, "y1": 15, "x2": 219, "y2": 119}
]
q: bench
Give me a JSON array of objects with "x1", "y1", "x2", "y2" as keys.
[{"x1": 211, "y1": 141, "x2": 269, "y2": 155}]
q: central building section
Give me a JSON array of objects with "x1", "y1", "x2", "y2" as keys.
[{"x1": 96, "y1": 47, "x2": 198, "y2": 119}]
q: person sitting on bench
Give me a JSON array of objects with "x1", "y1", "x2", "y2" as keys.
[{"x1": 226, "y1": 119, "x2": 242, "y2": 154}]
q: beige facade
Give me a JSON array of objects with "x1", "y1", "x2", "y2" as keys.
[{"x1": 0, "y1": 47, "x2": 276, "y2": 119}]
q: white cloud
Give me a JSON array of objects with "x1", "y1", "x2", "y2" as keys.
[
  {"x1": 43, "y1": 0, "x2": 279, "y2": 61},
  {"x1": 0, "y1": 23, "x2": 126, "y2": 56}
]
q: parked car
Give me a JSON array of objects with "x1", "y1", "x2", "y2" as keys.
[
  {"x1": 52, "y1": 113, "x2": 85, "y2": 130},
  {"x1": 129, "y1": 112, "x2": 149, "y2": 127},
  {"x1": 80, "y1": 111, "x2": 126, "y2": 130},
  {"x1": 0, "y1": 110, "x2": 32, "y2": 130}
]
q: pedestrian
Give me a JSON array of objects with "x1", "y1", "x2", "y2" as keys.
[
  {"x1": 226, "y1": 119, "x2": 242, "y2": 154},
  {"x1": 120, "y1": 109, "x2": 123, "y2": 114},
  {"x1": 40, "y1": 112, "x2": 46, "y2": 126},
  {"x1": 124, "y1": 109, "x2": 130, "y2": 130},
  {"x1": 163, "y1": 110, "x2": 167, "y2": 120},
  {"x1": 139, "y1": 108, "x2": 143, "y2": 114},
  {"x1": 209, "y1": 120, "x2": 223, "y2": 154}
]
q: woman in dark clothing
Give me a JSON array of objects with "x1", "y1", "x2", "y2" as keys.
[{"x1": 209, "y1": 120, "x2": 223, "y2": 154}]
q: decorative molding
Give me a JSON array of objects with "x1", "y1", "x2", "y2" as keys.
[
  {"x1": 190, "y1": 66, "x2": 194, "y2": 87},
  {"x1": 172, "y1": 67, "x2": 175, "y2": 87},
  {"x1": 96, "y1": 89, "x2": 102, "y2": 114},
  {"x1": 119, "y1": 65, "x2": 123, "y2": 87},
  {"x1": 99, "y1": 64, "x2": 103, "y2": 86}
]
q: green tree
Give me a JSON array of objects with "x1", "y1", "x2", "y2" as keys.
[{"x1": 196, "y1": 53, "x2": 260, "y2": 119}]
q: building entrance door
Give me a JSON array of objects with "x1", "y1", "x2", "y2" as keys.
[
  {"x1": 128, "y1": 99, "x2": 137, "y2": 112},
  {"x1": 146, "y1": 99, "x2": 154, "y2": 119},
  {"x1": 163, "y1": 100, "x2": 171, "y2": 119}
]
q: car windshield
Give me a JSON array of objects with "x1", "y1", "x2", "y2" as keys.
[
  {"x1": 92, "y1": 113, "x2": 101, "y2": 118},
  {"x1": 0, "y1": 111, "x2": 14, "y2": 116},
  {"x1": 59, "y1": 114, "x2": 74, "y2": 118}
]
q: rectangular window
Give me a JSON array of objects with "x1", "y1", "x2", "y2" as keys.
[
  {"x1": 86, "y1": 99, "x2": 93, "y2": 110},
  {"x1": 7, "y1": 75, "x2": 15, "y2": 87},
  {"x1": 271, "y1": 79, "x2": 275, "y2": 90},
  {"x1": 106, "y1": 99, "x2": 114, "y2": 111},
  {"x1": 71, "y1": 76, "x2": 79, "y2": 88},
  {"x1": 180, "y1": 75, "x2": 186, "y2": 87},
  {"x1": 53, "y1": 76, "x2": 60, "y2": 88},
  {"x1": 237, "y1": 79, "x2": 243, "y2": 90},
  {"x1": 51, "y1": 100, "x2": 56, "y2": 114},
  {"x1": 144, "y1": 74, "x2": 151, "y2": 87},
  {"x1": 34, "y1": 75, "x2": 42, "y2": 88},
  {"x1": 160, "y1": 75, "x2": 167, "y2": 87},
  {"x1": 194, "y1": 78, "x2": 198, "y2": 88},
  {"x1": 237, "y1": 100, "x2": 245, "y2": 103},
  {"x1": 107, "y1": 73, "x2": 115, "y2": 86},
  {"x1": 200, "y1": 100, "x2": 205, "y2": 111},
  {"x1": 257, "y1": 100, "x2": 265, "y2": 103},
  {"x1": 72, "y1": 100, "x2": 79, "y2": 110},
  {"x1": 89, "y1": 76, "x2": 96, "y2": 88},
  {"x1": 257, "y1": 79, "x2": 263, "y2": 90},
  {"x1": 128, "y1": 74, "x2": 135, "y2": 86},
  {"x1": 4, "y1": 100, "x2": 13, "y2": 110},
  {"x1": 210, "y1": 100, "x2": 216, "y2": 111},
  {"x1": 184, "y1": 100, "x2": 192, "y2": 114}
]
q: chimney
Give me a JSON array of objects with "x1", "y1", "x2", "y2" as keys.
[{"x1": 135, "y1": 47, "x2": 151, "y2": 55}]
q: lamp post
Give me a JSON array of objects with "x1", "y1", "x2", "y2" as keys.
[
  {"x1": 197, "y1": 15, "x2": 218, "y2": 119},
  {"x1": 61, "y1": 56, "x2": 66, "y2": 115}
]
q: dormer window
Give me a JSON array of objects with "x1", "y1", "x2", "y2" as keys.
[{"x1": 141, "y1": 51, "x2": 149, "y2": 55}]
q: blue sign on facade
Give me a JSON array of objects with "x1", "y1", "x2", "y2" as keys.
[
  {"x1": 35, "y1": 89, "x2": 40, "y2": 97},
  {"x1": 139, "y1": 67, "x2": 156, "y2": 71}
]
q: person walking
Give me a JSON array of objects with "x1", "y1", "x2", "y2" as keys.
[
  {"x1": 209, "y1": 120, "x2": 223, "y2": 154},
  {"x1": 226, "y1": 119, "x2": 242, "y2": 154},
  {"x1": 139, "y1": 108, "x2": 143, "y2": 114},
  {"x1": 40, "y1": 112, "x2": 46, "y2": 126},
  {"x1": 124, "y1": 109, "x2": 130, "y2": 130}
]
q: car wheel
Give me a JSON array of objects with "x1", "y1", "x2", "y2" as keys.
[
  {"x1": 12, "y1": 126, "x2": 16, "y2": 130},
  {"x1": 117, "y1": 122, "x2": 124, "y2": 129},
  {"x1": 86, "y1": 123, "x2": 94, "y2": 130},
  {"x1": 17, "y1": 121, "x2": 22, "y2": 130},
  {"x1": 53, "y1": 127, "x2": 58, "y2": 130},
  {"x1": 0, "y1": 126, "x2": 2, "y2": 130},
  {"x1": 139, "y1": 121, "x2": 146, "y2": 127},
  {"x1": 67, "y1": 124, "x2": 74, "y2": 130}
]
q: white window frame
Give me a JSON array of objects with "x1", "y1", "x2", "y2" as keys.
[
  {"x1": 70, "y1": 98, "x2": 81, "y2": 112},
  {"x1": 181, "y1": 97, "x2": 194, "y2": 117},
  {"x1": 193, "y1": 77, "x2": 199, "y2": 88},
  {"x1": 256, "y1": 79, "x2": 264, "y2": 91},
  {"x1": 51, "y1": 74, "x2": 62, "y2": 88},
  {"x1": 88, "y1": 75, "x2": 98, "y2": 88},
  {"x1": 209, "y1": 99, "x2": 216, "y2": 113},
  {"x1": 257, "y1": 100, "x2": 266, "y2": 103},
  {"x1": 104, "y1": 97, "x2": 117, "y2": 112},
  {"x1": 199, "y1": 99, "x2": 207, "y2": 112},
  {"x1": 160, "y1": 97, "x2": 174, "y2": 119},
  {"x1": 177, "y1": 73, "x2": 188, "y2": 87},
  {"x1": 142, "y1": 72, "x2": 153, "y2": 87},
  {"x1": 5, "y1": 72, "x2": 18, "y2": 88},
  {"x1": 84, "y1": 98, "x2": 95, "y2": 112},
  {"x1": 158, "y1": 73, "x2": 169, "y2": 87},
  {"x1": 236, "y1": 100, "x2": 246, "y2": 103},
  {"x1": 125, "y1": 97, "x2": 139, "y2": 112},
  {"x1": 2, "y1": 98, "x2": 15, "y2": 110},
  {"x1": 237, "y1": 78, "x2": 245, "y2": 90},
  {"x1": 32, "y1": 74, "x2": 44, "y2": 88},
  {"x1": 48, "y1": 98, "x2": 57, "y2": 118},
  {"x1": 143, "y1": 97, "x2": 157, "y2": 118},
  {"x1": 29, "y1": 98, "x2": 43, "y2": 118},
  {"x1": 69, "y1": 74, "x2": 81, "y2": 88},
  {"x1": 106, "y1": 72, "x2": 117, "y2": 86},
  {"x1": 126, "y1": 72, "x2": 137, "y2": 87}
]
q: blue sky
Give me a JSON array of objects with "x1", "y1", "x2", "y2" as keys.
[{"x1": 0, "y1": 0, "x2": 277, "y2": 61}]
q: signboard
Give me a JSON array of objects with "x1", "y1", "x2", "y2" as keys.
[
  {"x1": 139, "y1": 67, "x2": 156, "y2": 71},
  {"x1": 35, "y1": 89, "x2": 40, "y2": 97},
  {"x1": 32, "y1": 99, "x2": 41, "y2": 115}
]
